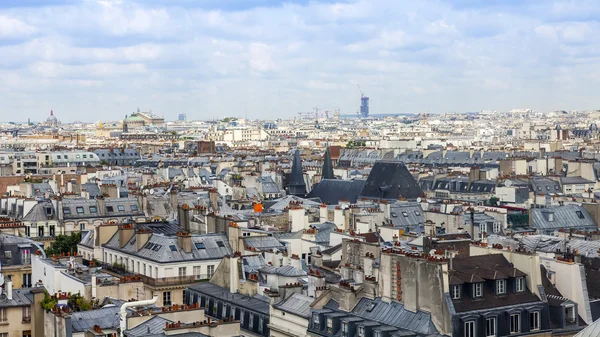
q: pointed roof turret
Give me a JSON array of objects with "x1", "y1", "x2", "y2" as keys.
[
  {"x1": 322, "y1": 146, "x2": 335, "y2": 180},
  {"x1": 288, "y1": 149, "x2": 306, "y2": 197}
]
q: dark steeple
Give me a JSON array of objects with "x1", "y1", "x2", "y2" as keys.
[
  {"x1": 322, "y1": 146, "x2": 335, "y2": 180},
  {"x1": 288, "y1": 149, "x2": 306, "y2": 196}
]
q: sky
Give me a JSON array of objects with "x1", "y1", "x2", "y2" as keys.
[{"x1": 1, "y1": 0, "x2": 600, "y2": 122}]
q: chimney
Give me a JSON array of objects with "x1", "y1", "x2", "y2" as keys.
[
  {"x1": 6, "y1": 276, "x2": 12, "y2": 300},
  {"x1": 209, "y1": 189, "x2": 219, "y2": 212},
  {"x1": 136, "y1": 229, "x2": 152, "y2": 251},
  {"x1": 177, "y1": 232, "x2": 192, "y2": 253},
  {"x1": 92, "y1": 274, "x2": 97, "y2": 298},
  {"x1": 119, "y1": 224, "x2": 135, "y2": 248},
  {"x1": 178, "y1": 204, "x2": 191, "y2": 232},
  {"x1": 308, "y1": 269, "x2": 326, "y2": 297},
  {"x1": 169, "y1": 189, "x2": 178, "y2": 217},
  {"x1": 290, "y1": 254, "x2": 302, "y2": 270},
  {"x1": 97, "y1": 196, "x2": 106, "y2": 216}
]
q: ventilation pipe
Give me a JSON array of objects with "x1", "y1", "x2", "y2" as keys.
[{"x1": 119, "y1": 296, "x2": 158, "y2": 337}]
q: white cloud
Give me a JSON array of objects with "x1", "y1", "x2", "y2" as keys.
[{"x1": 0, "y1": 16, "x2": 36, "y2": 39}]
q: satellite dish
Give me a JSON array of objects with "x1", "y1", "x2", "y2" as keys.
[
  {"x1": 417, "y1": 197, "x2": 422, "y2": 203},
  {"x1": 505, "y1": 180, "x2": 513, "y2": 187}
]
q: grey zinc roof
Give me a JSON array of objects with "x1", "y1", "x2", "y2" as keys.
[
  {"x1": 79, "y1": 230, "x2": 94, "y2": 248},
  {"x1": 62, "y1": 198, "x2": 143, "y2": 219},
  {"x1": 306, "y1": 179, "x2": 366, "y2": 204},
  {"x1": 23, "y1": 201, "x2": 53, "y2": 222},
  {"x1": 351, "y1": 297, "x2": 437, "y2": 335},
  {"x1": 259, "y1": 265, "x2": 306, "y2": 277},
  {"x1": 310, "y1": 222, "x2": 338, "y2": 245},
  {"x1": 70, "y1": 305, "x2": 120, "y2": 332},
  {"x1": 81, "y1": 183, "x2": 101, "y2": 198},
  {"x1": 575, "y1": 317, "x2": 600, "y2": 337},
  {"x1": 243, "y1": 236, "x2": 285, "y2": 251},
  {"x1": 188, "y1": 282, "x2": 270, "y2": 314},
  {"x1": 530, "y1": 204, "x2": 596, "y2": 231},
  {"x1": 530, "y1": 177, "x2": 561, "y2": 194},
  {"x1": 125, "y1": 315, "x2": 172, "y2": 337},
  {"x1": 273, "y1": 293, "x2": 313, "y2": 318},
  {"x1": 0, "y1": 288, "x2": 34, "y2": 308},
  {"x1": 359, "y1": 161, "x2": 423, "y2": 200},
  {"x1": 487, "y1": 234, "x2": 600, "y2": 258},
  {"x1": 104, "y1": 233, "x2": 232, "y2": 263},
  {"x1": 388, "y1": 203, "x2": 424, "y2": 228}
]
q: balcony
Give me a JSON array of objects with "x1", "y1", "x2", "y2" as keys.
[{"x1": 99, "y1": 262, "x2": 211, "y2": 286}]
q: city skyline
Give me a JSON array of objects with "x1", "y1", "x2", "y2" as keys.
[{"x1": 2, "y1": 0, "x2": 600, "y2": 121}]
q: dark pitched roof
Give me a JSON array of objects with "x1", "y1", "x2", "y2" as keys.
[
  {"x1": 359, "y1": 161, "x2": 423, "y2": 200},
  {"x1": 322, "y1": 146, "x2": 335, "y2": 180},
  {"x1": 307, "y1": 179, "x2": 366, "y2": 204},
  {"x1": 288, "y1": 149, "x2": 306, "y2": 196}
]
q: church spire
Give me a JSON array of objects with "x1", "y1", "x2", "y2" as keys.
[
  {"x1": 322, "y1": 145, "x2": 335, "y2": 180},
  {"x1": 288, "y1": 149, "x2": 306, "y2": 197}
]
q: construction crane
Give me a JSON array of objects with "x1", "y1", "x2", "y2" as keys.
[
  {"x1": 357, "y1": 84, "x2": 364, "y2": 98},
  {"x1": 297, "y1": 112, "x2": 313, "y2": 119}
]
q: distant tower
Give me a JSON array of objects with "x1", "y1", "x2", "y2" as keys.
[
  {"x1": 321, "y1": 146, "x2": 335, "y2": 181},
  {"x1": 288, "y1": 149, "x2": 307, "y2": 197},
  {"x1": 360, "y1": 95, "x2": 369, "y2": 118}
]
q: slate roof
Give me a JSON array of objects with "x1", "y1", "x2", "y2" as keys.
[
  {"x1": 309, "y1": 222, "x2": 338, "y2": 246},
  {"x1": 359, "y1": 161, "x2": 423, "y2": 200},
  {"x1": 104, "y1": 233, "x2": 232, "y2": 263},
  {"x1": 62, "y1": 198, "x2": 143, "y2": 219},
  {"x1": 530, "y1": 177, "x2": 561, "y2": 194},
  {"x1": 530, "y1": 204, "x2": 596, "y2": 231},
  {"x1": 81, "y1": 183, "x2": 101, "y2": 198},
  {"x1": 243, "y1": 236, "x2": 285, "y2": 251},
  {"x1": 307, "y1": 179, "x2": 366, "y2": 204},
  {"x1": 288, "y1": 149, "x2": 307, "y2": 196},
  {"x1": 273, "y1": 293, "x2": 313, "y2": 318},
  {"x1": 450, "y1": 254, "x2": 540, "y2": 313}
]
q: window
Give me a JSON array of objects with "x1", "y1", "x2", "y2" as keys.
[
  {"x1": 0, "y1": 333, "x2": 6, "y2": 337},
  {"x1": 22, "y1": 306, "x2": 31, "y2": 322},
  {"x1": 313, "y1": 314, "x2": 320, "y2": 329},
  {"x1": 415, "y1": 211, "x2": 421, "y2": 216},
  {"x1": 131, "y1": 204, "x2": 138, "y2": 211},
  {"x1": 193, "y1": 266, "x2": 202, "y2": 279},
  {"x1": 576, "y1": 211, "x2": 585, "y2": 219},
  {"x1": 530, "y1": 311, "x2": 540, "y2": 331},
  {"x1": 80, "y1": 223, "x2": 85, "y2": 231},
  {"x1": 207, "y1": 265, "x2": 215, "y2": 277},
  {"x1": 106, "y1": 206, "x2": 114, "y2": 212},
  {"x1": 89, "y1": 206, "x2": 97, "y2": 213},
  {"x1": 63, "y1": 207, "x2": 71, "y2": 215},
  {"x1": 358, "y1": 326, "x2": 365, "y2": 337},
  {"x1": 516, "y1": 277, "x2": 525, "y2": 292},
  {"x1": 216, "y1": 241, "x2": 225, "y2": 248},
  {"x1": 117, "y1": 205, "x2": 125, "y2": 212},
  {"x1": 510, "y1": 314, "x2": 520, "y2": 333},
  {"x1": 169, "y1": 245, "x2": 177, "y2": 252},
  {"x1": 402, "y1": 212, "x2": 408, "y2": 217},
  {"x1": 195, "y1": 242, "x2": 205, "y2": 249},
  {"x1": 473, "y1": 283, "x2": 483, "y2": 298},
  {"x1": 21, "y1": 249, "x2": 30, "y2": 264},
  {"x1": 493, "y1": 222, "x2": 501, "y2": 233},
  {"x1": 341, "y1": 322, "x2": 348, "y2": 337},
  {"x1": 76, "y1": 206, "x2": 84, "y2": 214},
  {"x1": 249, "y1": 313, "x2": 254, "y2": 329},
  {"x1": 179, "y1": 267, "x2": 186, "y2": 277},
  {"x1": 486, "y1": 317, "x2": 496, "y2": 337},
  {"x1": 49, "y1": 225, "x2": 55, "y2": 237},
  {"x1": 565, "y1": 305, "x2": 576, "y2": 324},
  {"x1": 38, "y1": 227, "x2": 44, "y2": 237},
  {"x1": 22, "y1": 273, "x2": 31, "y2": 288},
  {"x1": 258, "y1": 316, "x2": 264, "y2": 333},
  {"x1": 25, "y1": 227, "x2": 30, "y2": 237},
  {"x1": 137, "y1": 262, "x2": 140, "y2": 273},
  {"x1": 548, "y1": 213, "x2": 554, "y2": 222},
  {"x1": 464, "y1": 321, "x2": 475, "y2": 337},
  {"x1": 452, "y1": 285, "x2": 461, "y2": 299},
  {"x1": 163, "y1": 291, "x2": 172, "y2": 306},
  {"x1": 327, "y1": 318, "x2": 333, "y2": 333},
  {"x1": 143, "y1": 264, "x2": 146, "y2": 275},
  {"x1": 497, "y1": 280, "x2": 506, "y2": 295},
  {"x1": 149, "y1": 266, "x2": 152, "y2": 277},
  {"x1": 0, "y1": 308, "x2": 7, "y2": 322}
]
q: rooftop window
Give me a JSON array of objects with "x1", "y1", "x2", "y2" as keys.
[
  {"x1": 169, "y1": 245, "x2": 177, "y2": 252},
  {"x1": 117, "y1": 205, "x2": 125, "y2": 212},
  {"x1": 106, "y1": 206, "x2": 114, "y2": 212},
  {"x1": 216, "y1": 241, "x2": 225, "y2": 248},
  {"x1": 76, "y1": 207, "x2": 84, "y2": 214},
  {"x1": 63, "y1": 208, "x2": 71, "y2": 215},
  {"x1": 576, "y1": 211, "x2": 585, "y2": 219},
  {"x1": 89, "y1": 206, "x2": 97, "y2": 213},
  {"x1": 195, "y1": 242, "x2": 205, "y2": 249}
]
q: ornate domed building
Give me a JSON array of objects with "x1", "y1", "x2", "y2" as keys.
[{"x1": 44, "y1": 110, "x2": 59, "y2": 127}]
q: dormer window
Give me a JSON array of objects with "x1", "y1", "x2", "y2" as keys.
[
  {"x1": 327, "y1": 319, "x2": 333, "y2": 333},
  {"x1": 565, "y1": 305, "x2": 576, "y2": 324},
  {"x1": 496, "y1": 280, "x2": 506, "y2": 295},
  {"x1": 313, "y1": 314, "x2": 320, "y2": 329},
  {"x1": 576, "y1": 211, "x2": 585, "y2": 219},
  {"x1": 516, "y1": 277, "x2": 525, "y2": 292},
  {"x1": 358, "y1": 326, "x2": 365, "y2": 337},
  {"x1": 548, "y1": 213, "x2": 554, "y2": 222},
  {"x1": 341, "y1": 322, "x2": 348, "y2": 337},
  {"x1": 452, "y1": 285, "x2": 461, "y2": 299},
  {"x1": 473, "y1": 283, "x2": 483, "y2": 298}
]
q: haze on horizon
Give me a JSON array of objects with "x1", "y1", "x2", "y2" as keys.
[{"x1": 1, "y1": 0, "x2": 600, "y2": 122}]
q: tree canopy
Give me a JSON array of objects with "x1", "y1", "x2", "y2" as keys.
[{"x1": 45, "y1": 232, "x2": 81, "y2": 256}]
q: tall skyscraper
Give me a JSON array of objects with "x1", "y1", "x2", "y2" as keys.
[{"x1": 360, "y1": 94, "x2": 369, "y2": 118}]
